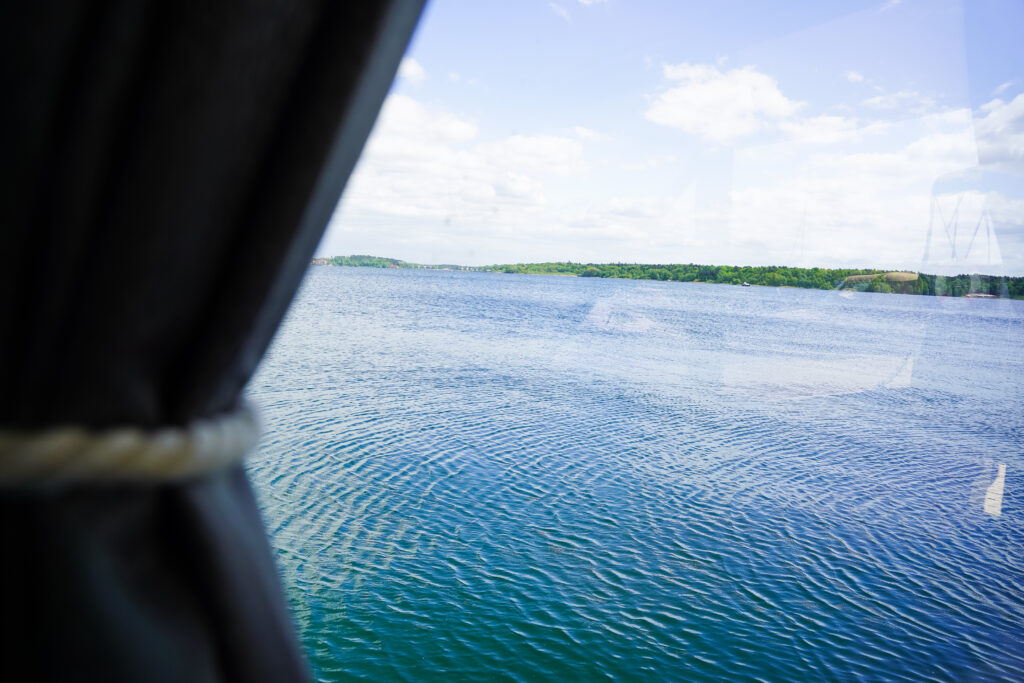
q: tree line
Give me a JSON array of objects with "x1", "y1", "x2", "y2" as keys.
[
  {"x1": 481, "y1": 262, "x2": 1024, "y2": 298},
  {"x1": 313, "y1": 256, "x2": 1024, "y2": 298},
  {"x1": 324, "y1": 255, "x2": 406, "y2": 268}
]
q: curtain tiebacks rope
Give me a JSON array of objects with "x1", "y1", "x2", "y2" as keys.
[{"x1": 0, "y1": 404, "x2": 260, "y2": 487}]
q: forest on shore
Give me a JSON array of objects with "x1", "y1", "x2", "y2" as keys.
[{"x1": 315, "y1": 255, "x2": 1024, "y2": 298}]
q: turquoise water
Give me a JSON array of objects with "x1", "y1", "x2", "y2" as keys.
[{"x1": 247, "y1": 266, "x2": 1024, "y2": 681}]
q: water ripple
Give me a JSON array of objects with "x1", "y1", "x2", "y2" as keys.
[{"x1": 247, "y1": 268, "x2": 1024, "y2": 682}]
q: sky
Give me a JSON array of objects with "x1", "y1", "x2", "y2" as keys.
[{"x1": 317, "y1": 0, "x2": 1024, "y2": 275}]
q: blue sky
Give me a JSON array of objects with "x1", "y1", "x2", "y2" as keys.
[{"x1": 318, "y1": 0, "x2": 1024, "y2": 275}]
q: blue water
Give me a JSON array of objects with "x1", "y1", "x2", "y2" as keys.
[{"x1": 246, "y1": 266, "x2": 1024, "y2": 682}]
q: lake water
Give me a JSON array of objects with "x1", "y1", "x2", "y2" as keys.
[{"x1": 246, "y1": 266, "x2": 1024, "y2": 682}]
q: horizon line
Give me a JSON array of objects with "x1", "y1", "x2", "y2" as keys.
[{"x1": 312, "y1": 255, "x2": 1021, "y2": 279}]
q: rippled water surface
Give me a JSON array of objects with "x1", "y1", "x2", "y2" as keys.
[{"x1": 247, "y1": 267, "x2": 1024, "y2": 681}]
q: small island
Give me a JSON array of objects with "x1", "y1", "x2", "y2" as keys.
[{"x1": 312, "y1": 255, "x2": 1024, "y2": 299}]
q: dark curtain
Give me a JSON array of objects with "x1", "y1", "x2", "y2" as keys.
[{"x1": 0, "y1": 1, "x2": 425, "y2": 680}]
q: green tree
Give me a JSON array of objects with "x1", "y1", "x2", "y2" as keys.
[{"x1": 866, "y1": 276, "x2": 892, "y2": 293}]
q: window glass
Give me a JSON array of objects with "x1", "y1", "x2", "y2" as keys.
[{"x1": 248, "y1": 2, "x2": 1023, "y2": 680}]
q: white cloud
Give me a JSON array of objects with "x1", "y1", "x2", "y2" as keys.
[
  {"x1": 573, "y1": 126, "x2": 609, "y2": 141},
  {"x1": 322, "y1": 86, "x2": 1024, "y2": 273},
  {"x1": 549, "y1": 3, "x2": 570, "y2": 22},
  {"x1": 993, "y1": 81, "x2": 1013, "y2": 97},
  {"x1": 621, "y1": 154, "x2": 676, "y2": 171},
  {"x1": 645, "y1": 63, "x2": 892, "y2": 148},
  {"x1": 577, "y1": 0, "x2": 606, "y2": 4},
  {"x1": 808, "y1": 112, "x2": 977, "y2": 182},
  {"x1": 718, "y1": 108, "x2": 994, "y2": 271},
  {"x1": 449, "y1": 72, "x2": 461, "y2": 82},
  {"x1": 371, "y1": 94, "x2": 477, "y2": 145},
  {"x1": 645, "y1": 63, "x2": 801, "y2": 144},
  {"x1": 845, "y1": 70, "x2": 865, "y2": 83},
  {"x1": 862, "y1": 90, "x2": 913, "y2": 108},
  {"x1": 861, "y1": 90, "x2": 934, "y2": 112},
  {"x1": 975, "y1": 93, "x2": 1024, "y2": 172},
  {"x1": 780, "y1": 115, "x2": 864, "y2": 145},
  {"x1": 478, "y1": 135, "x2": 586, "y2": 176},
  {"x1": 397, "y1": 57, "x2": 426, "y2": 84},
  {"x1": 329, "y1": 95, "x2": 587, "y2": 251}
]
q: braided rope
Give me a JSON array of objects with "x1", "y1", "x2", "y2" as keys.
[{"x1": 0, "y1": 404, "x2": 261, "y2": 487}]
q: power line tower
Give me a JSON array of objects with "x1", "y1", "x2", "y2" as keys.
[
  {"x1": 923, "y1": 171, "x2": 1004, "y2": 296},
  {"x1": 924, "y1": 191, "x2": 996, "y2": 267}
]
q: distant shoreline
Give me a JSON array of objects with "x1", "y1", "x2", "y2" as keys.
[{"x1": 311, "y1": 255, "x2": 1024, "y2": 299}]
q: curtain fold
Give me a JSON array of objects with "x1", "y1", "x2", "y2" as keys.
[{"x1": 0, "y1": 1, "x2": 425, "y2": 679}]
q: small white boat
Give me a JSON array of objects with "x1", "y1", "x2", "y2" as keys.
[{"x1": 742, "y1": 282, "x2": 751, "y2": 287}]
